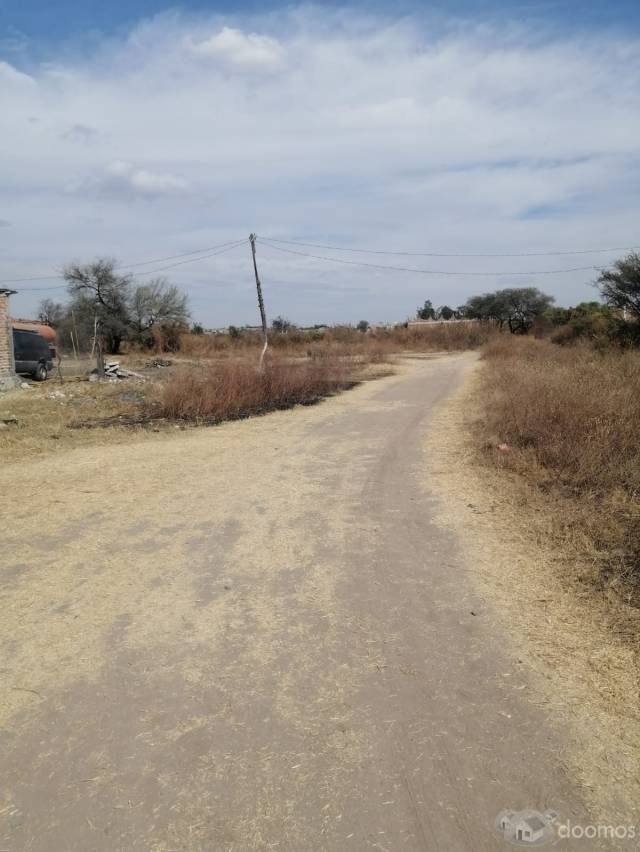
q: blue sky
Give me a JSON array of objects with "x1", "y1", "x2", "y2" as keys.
[
  {"x1": 4, "y1": 1, "x2": 640, "y2": 43},
  {"x1": 2, "y1": 1, "x2": 640, "y2": 326}
]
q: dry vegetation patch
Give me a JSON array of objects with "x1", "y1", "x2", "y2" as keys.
[
  {"x1": 178, "y1": 320, "x2": 498, "y2": 360},
  {"x1": 0, "y1": 377, "x2": 159, "y2": 462},
  {"x1": 0, "y1": 350, "x2": 390, "y2": 460},
  {"x1": 152, "y1": 353, "x2": 382, "y2": 422},
  {"x1": 479, "y1": 336, "x2": 640, "y2": 598}
]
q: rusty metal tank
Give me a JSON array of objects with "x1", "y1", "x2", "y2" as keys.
[{"x1": 11, "y1": 320, "x2": 57, "y2": 344}]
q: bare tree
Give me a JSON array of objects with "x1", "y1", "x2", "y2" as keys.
[
  {"x1": 131, "y1": 278, "x2": 190, "y2": 338},
  {"x1": 63, "y1": 259, "x2": 132, "y2": 354},
  {"x1": 37, "y1": 299, "x2": 65, "y2": 327}
]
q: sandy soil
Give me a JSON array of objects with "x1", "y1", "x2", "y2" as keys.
[{"x1": 0, "y1": 354, "x2": 632, "y2": 850}]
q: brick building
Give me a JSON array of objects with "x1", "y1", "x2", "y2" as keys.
[{"x1": 0, "y1": 289, "x2": 18, "y2": 390}]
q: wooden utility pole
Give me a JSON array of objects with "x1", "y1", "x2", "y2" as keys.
[
  {"x1": 70, "y1": 309, "x2": 79, "y2": 360},
  {"x1": 94, "y1": 316, "x2": 105, "y2": 378},
  {"x1": 249, "y1": 234, "x2": 269, "y2": 369}
]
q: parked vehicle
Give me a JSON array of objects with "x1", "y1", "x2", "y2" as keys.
[{"x1": 12, "y1": 328, "x2": 54, "y2": 381}]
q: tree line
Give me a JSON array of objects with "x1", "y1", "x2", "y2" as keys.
[
  {"x1": 416, "y1": 252, "x2": 640, "y2": 343},
  {"x1": 39, "y1": 251, "x2": 640, "y2": 354},
  {"x1": 39, "y1": 259, "x2": 190, "y2": 354}
]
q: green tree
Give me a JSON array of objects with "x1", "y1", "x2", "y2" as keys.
[
  {"x1": 416, "y1": 299, "x2": 435, "y2": 320},
  {"x1": 436, "y1": 305, "x2": 455, "y2": 320},
  {"x1": 357, "y1": 320, "x2": 370, "y2": 333},
  {"x1": 551, "y1": 302, "x2": 614, "y2": 345},
  {"x1": 597, "y1": 253, "x2": 640, "y2": 319},
  {"x1": 461, "y1": 292, "x2": 506, "y2": 326},
  {"x1": 545, "y1": 306, "x2": 572, "y2": 327},
  {"x1": 463, "y1": 287, "x2": 554, "y2": 334},
  {"x1": 272, "y1": 315, "x2": 294, "y2": 333}
]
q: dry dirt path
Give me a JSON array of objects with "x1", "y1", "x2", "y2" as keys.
[{"x1": 0, "y1": 355, "x2": 620, "y2": 850}]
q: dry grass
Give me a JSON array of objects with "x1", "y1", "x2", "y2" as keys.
[
  {"x1": 0, "y1": 377, "x2": 162, "y2": 462},
  {"x1": 178, "y1": 321, "x2": 497, "y2": 361},
  {"x1": 478, "y1": 335, "x2": 640, "y2": 597},
  {"x1": 154, "y1": 353, "x2": 362, "y2": 421}
]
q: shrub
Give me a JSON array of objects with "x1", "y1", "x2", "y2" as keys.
[{"x1": 155, "y1": 355, "x2": 355, "y2": 422}]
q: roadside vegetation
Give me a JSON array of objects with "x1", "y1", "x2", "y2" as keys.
[
  {"x1": 156, "y1": 354, "x2": 357, "y2": 421},
  {"x1": 152, "y1": 321, "x2": 495, "y2": 422},
  {"x1": 476, "y1": 253, "x2": 640, "y2": 600},
  {"x1": 178, "y1": 318, "x2": 495, "y2": 359},
  {"x1": 479, "y1": 337, "x2": 640, "y2": 596}
]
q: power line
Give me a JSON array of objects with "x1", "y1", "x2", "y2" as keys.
[
  {"x1": 258, "y1": 239, "x2": 600, "y2": 277},
  {"x1": 9, "y1": 239, "x2": 248, "y2": 293},
  {"x1": 121, "y1": 238, "x2": 248, "y2": 270},
  {"x1": 0, "y1": 237, "x2": 247, "y2": 285},
  {"x1": 262, "y1": 236, "x2": 639, "y2": 258},
  {"x1": 12, "y1": 284, "x2": 68, "y2": 292},
  {"x1": 128, "y1": 239, "x2": 247, "y2": 277}
]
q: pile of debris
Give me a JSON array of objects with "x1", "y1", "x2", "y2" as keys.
[{"x1": 89, "y1": 361, "x2": 145, "y2": 382}]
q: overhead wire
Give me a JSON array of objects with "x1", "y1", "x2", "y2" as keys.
[
  {"x1": 128, "y1": 238, "x2": 247, "y2": 277},
  {"x1": 0, "y1": 237, "x2": 248, "y2": 286},
  {"x1": 258, "y1": 238, "x2": 601, "y2": 277},
  {"x1": 8, "y1": 238, "x2": 249, "y2": 293},
  {"x1": 262, "y1": 236, "x2": 640, "y2": 258}
]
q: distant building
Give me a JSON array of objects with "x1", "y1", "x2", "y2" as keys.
[{"x1": 406, "y1": 318, "x2": 478, "y2": 328}]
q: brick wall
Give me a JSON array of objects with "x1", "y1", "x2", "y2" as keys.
[{"x1": 0, "y1": 291, "x2": 16, "y2": 381}]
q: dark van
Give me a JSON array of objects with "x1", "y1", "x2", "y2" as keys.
[{"x1": 12, "y1": 329, "x2": 54, "y2": 381}]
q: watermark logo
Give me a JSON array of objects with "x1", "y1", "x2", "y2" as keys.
[
  {"x1": 496, "y1": 809, "x2": 639, "y2": 845},
  {"x1": 495, "y1": 809, "x2": 557, "y2": 846}
]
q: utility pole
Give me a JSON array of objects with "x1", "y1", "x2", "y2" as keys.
[
  {"x1": 94, "y1": 315, "x2": 105, "y2": 379},
  {"x1": 249, "y1": 234, "x2": 269, "y2": 369}
]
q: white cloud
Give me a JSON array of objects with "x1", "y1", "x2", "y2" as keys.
[
  {"x1": 106, "y1": 161, "x2": 188, "y2": 194},
  {"x1": 186, "y1": 26, "x2": 285, "y2": 71},
  {"x1": 76, "y1": 161, "x2": 189, "y2": 198},
  {"x1": 2, "y1": 10, "x2": 640, "y2": 325}
]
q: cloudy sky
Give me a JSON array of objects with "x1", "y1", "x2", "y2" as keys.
[{"x1": 1, "y1": 1, "x2": 640, "y2": 326}]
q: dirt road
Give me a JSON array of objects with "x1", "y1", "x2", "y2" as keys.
[{"x1": 0, "y1": 355, "x2": 617, "y2": 849}]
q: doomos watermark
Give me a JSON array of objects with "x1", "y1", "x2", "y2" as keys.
[
  {"x1": 496, "y1": 809, "x2": 638, "y2": 846},
  {"x1": 557, "y1": 820, "x2": 637, "y2": 843}
]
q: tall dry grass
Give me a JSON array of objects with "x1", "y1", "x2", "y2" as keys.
[
  {"x1": 178, "y1": 321, "x2": 497, "y2": 360},
  {"x1": 479, "y1": 335, "x2": 640, "y2": 593},
  {"x1": 155, "y1": 353, "x2": 357, "y2": 422}
]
